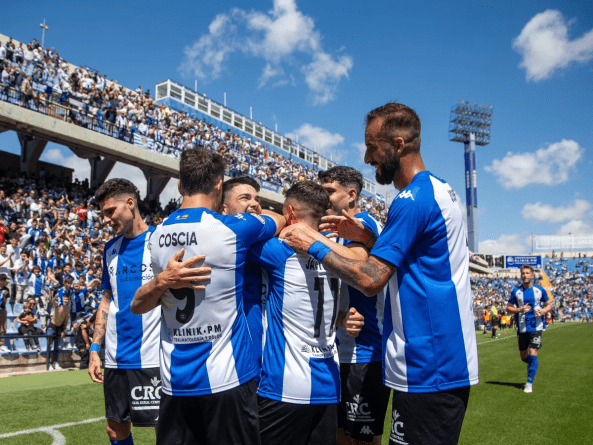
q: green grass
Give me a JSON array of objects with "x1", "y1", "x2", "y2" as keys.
[
  {"x1": 380, "y1": 322, "x2": 593, "y2": 444},
  {"x1": 1, "y1": 323, "x2": 592, "y2": 444}
]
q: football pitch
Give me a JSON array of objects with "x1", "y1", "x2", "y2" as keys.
[{"x1": 0, "y1": 322, "x2": 591, "y2": 445}]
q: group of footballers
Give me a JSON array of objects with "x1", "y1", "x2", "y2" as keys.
[{"x1": 89, "y1": 101, "x2": 539, "y2": 445}]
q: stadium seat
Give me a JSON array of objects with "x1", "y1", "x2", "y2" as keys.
[
  {"x1": 13, "y1": 338, "x2": 37, "y2": 355},
  {"x1": 6, "y1": 319, "x2": 18, "y2": 335},
  {"x1": 12, "y1": 303, "x2": 23, "y2": 316}
]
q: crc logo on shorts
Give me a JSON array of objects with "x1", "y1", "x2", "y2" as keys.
[
  {"x1": 390, "y1": 410, "x2": 408, "y2": 445},
  {"x1": 345, "y1": 394, "x2": 374, "y2": 423},
  {"x1": 532, "y1": 336, "x2": 541, "y2": 345},
  {"x1": 131, "y1": 377, "x2": 162, "y2": 409}
]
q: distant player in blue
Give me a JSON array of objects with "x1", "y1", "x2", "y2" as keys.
[
  {"x1": 221, "y1": 176, "x2": 267, "y2": 385},
  {"x1": 507, "y1": 265, "x2": 553, "y2": 394},
  {"x1": 318, "y1": 166, "x2": 388, "y2": 445},
  {"x1": 284, "y1": 102, "x2": 479, "y2": 445},
  {"x1": 89, "y1": 179, "x2": 162, "y2": 445},
  {"x1": 132, "y1": 147, "x2": 285, "y2": 445},
  {"x1": 251, "y1": 181, "x2": 364, "y2": 445}
]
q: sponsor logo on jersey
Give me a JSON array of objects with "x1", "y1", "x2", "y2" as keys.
[
  {"x1": 300, "y1": 342, "x2": 337, "y2": 358},
  {"x1": 175, "y1": 214, "x2": 189, "y2": 220},
  {"x1": 254, "y1": 214, "x2": 266, "y2": 224},
  {"x1": 390, "y1": 410, "x2": 408, "y2": 444},
  {"x1": 158, "y1": 232, "x2": 198, "y2": 248},
  {"x1": 171, "y1": 324, "x2": 222, "y2": 343},
  {"x1": 360, "y1": 425, "x2": 374, "y2": 435},
  {"x1": 448, "y1": 189, "x2": 457, "y2": 202},
  {"x1": 397, "y1": 190, "x2": 415, "y2": 201}
]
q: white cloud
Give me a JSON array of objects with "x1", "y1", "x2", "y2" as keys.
[
  {"x1": 41, "y1": 148, "x2": 91, "y2": 182},
  {"x1": 522, "y1": 199, "x2": 592, "y2": 223},
  {"x1": 353, "y1": 142, "x2": 366, "y2": 157},
  {"x1": 286, "y1": 123, "x2": 345, "y2": 159},
  {"x1": 179, "y1": 0, "x2": 352, "y2": 104},
  {"x1": 484, "y1": 139, "x2": 584, "y2": 190},
  {"x1": 302, "y1": 52, "x2": 353, "y2": 105},
  {"x1": 479, "y1": 234, "x2": 529, "y2": 255},
  {"x1": 513, "y1": 9, "x2": 593, "y2": 81},
  {"x1": 556, "y1": 219, "x2": 593, "y2": 235},
  {"x1": 40, "y1": 147, "x2": 180, "y2": 207}
]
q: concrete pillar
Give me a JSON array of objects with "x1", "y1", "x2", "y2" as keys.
[
  {"x1": 18, "y1": 133, "x2": 48, "y2": 176},
  {"x1": 143, "y1": 170, "x2": 169, "y2": 204},
  {"x1": 89, "y1": 156, "x2": 116, "y2": 190}
]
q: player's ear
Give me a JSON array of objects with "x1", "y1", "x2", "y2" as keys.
[
  {"x1": 221, "y1": 203, "x2": 228, "y2": 215},
  {"x1": 347, "y1": 187, "x2": 357, "y2": 205}
]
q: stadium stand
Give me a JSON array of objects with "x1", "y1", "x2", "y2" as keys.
[
  {"x1": 1, "y1": 35, "x2": 589, "y2": 378},
  {"x1": 0, "y1": 34, "x2": 388, "y2": 224}
]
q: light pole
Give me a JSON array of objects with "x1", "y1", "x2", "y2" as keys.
[
  {"x1": 39, "y1": 19, "x2": 49, "y2": 48},
  {"x1": 449, "y1": 101, "x2": 493, "y2": 253}
]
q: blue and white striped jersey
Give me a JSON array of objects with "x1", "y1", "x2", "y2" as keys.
[
  {"x1": 27, "y1": 273, "x2": 45, "y2": 296},
  {"x1": 249, "y1": 238, "x2": 341, "y2": 405},
  {"x1": 371, "y1": 171, "x2": 479, "y2": 393},
  {"x1": 102, "y1": 226, "x2": 160, "y2": 369},
  {"x1": 243, "y1": 262, "x2": 268, "y2": 384},
  {"x1": 336, "y1": 212, "x2": 385, "y2": 364},
  {"x1": 509, "y1": 285, "x2": 549, "y2": 333},
  {"x1": 149, "y1": 208, "x2": 277, "y2": 397}
]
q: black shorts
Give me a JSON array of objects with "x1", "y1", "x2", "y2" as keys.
[
  {"x1": 389, "y1": 386, "x2": 470, "y2": 445},
  {"x1": 518, "y1": 331, "x2": 543, "y2": 351},
  {"x1": 157, "y1": 380, "x2": 260, "y2": 445},
  {"x1": 338, "y1": 362, "x2": 391, "y2": 441},
  {"x1": 104, "y1": 367, "x2": 161, "y2": 427},
  {"x1": 259, "y1": 396, "x2": 338, "y2": 445}
]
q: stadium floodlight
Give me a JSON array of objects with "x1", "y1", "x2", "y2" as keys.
[
  {"x1": 449, "y1": 100, "x2": 493, "y2": 254},
  {"x1": 39, "y1": 19, "x2": 49, "y2": 48}
]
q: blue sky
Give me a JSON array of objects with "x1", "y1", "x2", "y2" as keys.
[{"x1": 1, "y1": 0, "x2": 592, "y2": 254}]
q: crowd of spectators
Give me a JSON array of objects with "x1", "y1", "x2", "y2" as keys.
[
  {"x1": 0, "y1": 168, "x2": 172, "y2": 364},
  {"x1": 0, "y1": 36, "x2": 389, "y2": 224},
  {"x1": 470, "y1": 256, "x2": 593, "y2": 329}
]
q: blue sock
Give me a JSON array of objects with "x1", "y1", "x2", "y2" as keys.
[
  {"x1": 111, "y1": 433, "x2": 134, "y2": 445},
  {"x1": 526, "y1": 355, "x2": 538, "y2": 384}
]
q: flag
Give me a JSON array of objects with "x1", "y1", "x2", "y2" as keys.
[
  {"x1": 540, "y1": 269, "x2": 555, "y2": 301},
  {"x1": 376, "y1": 193, "x2": 385, "y2": 203}
]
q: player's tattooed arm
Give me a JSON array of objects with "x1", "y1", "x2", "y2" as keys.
[
  {"x1": 91, "y1": 290, "x2": 111, "y2": 349},
  {"x1": 88, "y1": 289, "x2": 110, "y2": 384},
  {"x1": 323, "y1": 252, "x2": 395, "y2": 297}
]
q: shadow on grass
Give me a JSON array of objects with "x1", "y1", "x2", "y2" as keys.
[{"x1": 485, "y1": 381, "x2": 525, "y2": 390}]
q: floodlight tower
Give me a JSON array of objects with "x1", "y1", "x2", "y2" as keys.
[{"x1": 449, "y1": 101, "x2": 493, "y2": 253}]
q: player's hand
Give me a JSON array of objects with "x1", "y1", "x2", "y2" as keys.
[
  {"x1": 320, "y1": 210, "x2": 376, "y2": 248},
  {"x1": 156, "y1": 248, "x2": 211, "y2": 291},
  {"x1": 534, "y1": 308, "x2": 544, "y2": 316},
  {"x1": 343, "y1": 308, "x2": 364, "y2": 337},
  {"x1": 281, "y1": 223, "x2": 319, "y2": 253},
  {"x1": 522, "y1": 304, "x2": 531, "y2": 313},
  {"x1": 88, "y1": 352, "x2": 103, "y2": 384}
]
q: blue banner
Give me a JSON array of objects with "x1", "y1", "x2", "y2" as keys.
[
  {"x1": 259, "y1": 179, "x2": 282, "y2": 194},
  {"x1": 505, "y1": 256, "x2": 542, "y2": 269},
  {"x1": 464, "y1": 152, "x2": 471, "y2": 207}
]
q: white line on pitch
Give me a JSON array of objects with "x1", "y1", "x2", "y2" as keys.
[{"x1": 0, "y1": 417, "x2": 105, "y2": 444}]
